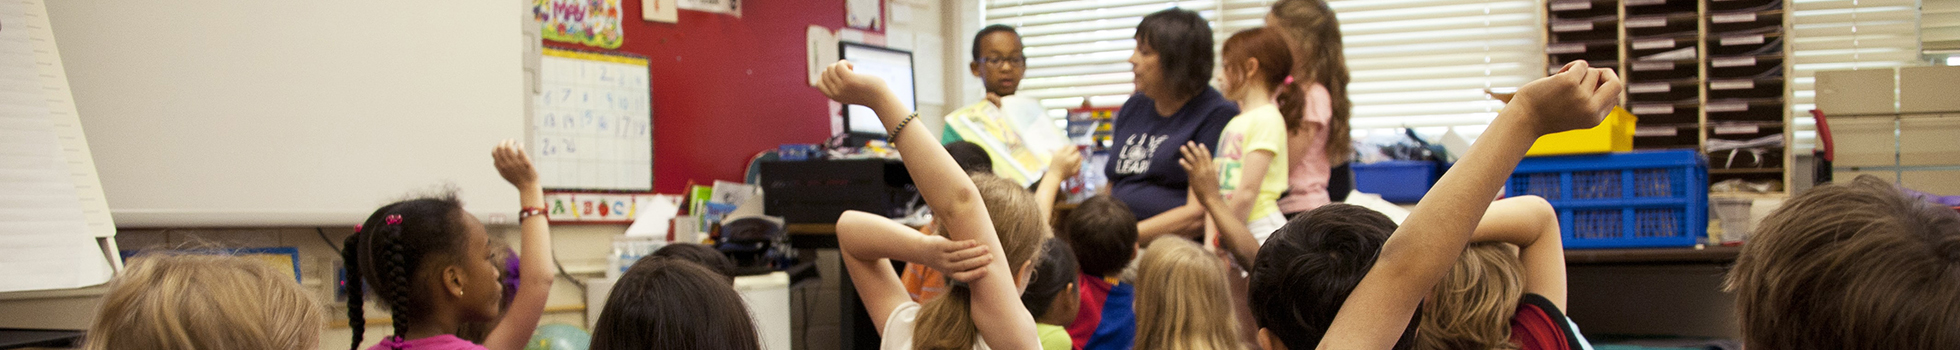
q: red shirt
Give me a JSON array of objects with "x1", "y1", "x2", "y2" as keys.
[{"x1": 1510, "y1": 293, "x2": 1586, "y2": 350}]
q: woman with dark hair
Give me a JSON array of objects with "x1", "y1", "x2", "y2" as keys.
[{"x1": 1105, "y1": 8, "x2": 1239, "y2": 246}]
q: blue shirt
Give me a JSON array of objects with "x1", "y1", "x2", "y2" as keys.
[{"x1": 1104, "y1": 88, "x2": 1238, "y2": 219}]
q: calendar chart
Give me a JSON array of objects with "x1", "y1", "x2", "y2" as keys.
[{"x1": 534, "y1": 48, "x2": 654, "y2": 191}]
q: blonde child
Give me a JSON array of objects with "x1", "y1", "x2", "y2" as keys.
[
  {"x1": 819, "y1": 60, "x2": 1045, "y2": 350},
  {"x1": 1247, "y1": 55, "x2": 1620, "y2": 350},
  {"x1": 85, "y1": 253, "x2": 324, "y2": 350},
  {"x1": 1132, "y1": 237, "x2": 1244, "y2": 350},
  {"x1": 340, "y1": 141, "x2": 555, "y2": 350},
  {"x1": 1415, "y1": 196, "x2": 1586, "y2": 350},
  {"x1": 1725, "y1": 175, "x2": 1960, "y2": 349}
]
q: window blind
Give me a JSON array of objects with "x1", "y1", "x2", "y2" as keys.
[
  {"x1": 1789, "y1": 0, "x2": 1923, "y2": 152},
  {"x1": 985, "y1": 0, "x2": 1545, "y2": 133}
]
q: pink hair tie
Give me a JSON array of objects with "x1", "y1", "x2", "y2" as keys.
[
  {"x1": 353, "y1": 224, "x2": 363, "y2": 232},
  {"x1": 1283, "y1": 75, "x2": 1296, "y2": 85},
  {"x1": 384, "y1": 215, "x2": 403, "y2": 225}
]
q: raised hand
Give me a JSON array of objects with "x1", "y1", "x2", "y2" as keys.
[
  {"x1": 493, "y1": 139, "x2": 538, "y2": 190},
  {"x1": 816, "y1": 60, "x2": 894, "y2": 108},
  {"x1": 1048, "y1": 146, "x2": 1083, "y2": 181},
  {"x1": 919, "y1": 234, "x2": 993, "y2": 283},
  {"x1": 1177, "y1": 142, "x2": 1221, "y2": 202},
  {"x1": 1509, "y1": 60, "x2": 1624, "y2": 136}
]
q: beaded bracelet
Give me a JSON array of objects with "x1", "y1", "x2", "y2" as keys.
[
  {"x1": 889, "y1": 112, "x2": 920, "y2": 145},
  {"x1": 518, "y1": 207, "x2": 548, "y2": 222}
]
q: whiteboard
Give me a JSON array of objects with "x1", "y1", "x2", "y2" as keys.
[
  {"x1": 533, "y1": 49, "x2": 654, "y2": 191},
  {"x1": 48, "y1": 1, "x2": 529, "y2": 227}
]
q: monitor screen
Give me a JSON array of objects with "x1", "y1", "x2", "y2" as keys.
[{"x1": 839, "y1": 43, "x2": 916, "y2": 137}]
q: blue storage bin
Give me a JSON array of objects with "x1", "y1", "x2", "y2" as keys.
[
  {"x1": 1507, "y1": 150, "x2": 1707, "y2": 249},
  {"x1": 1354, "y1": 161, "x2": 1440, "y2": 203}
]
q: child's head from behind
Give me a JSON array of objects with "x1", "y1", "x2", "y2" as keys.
[
  {"x1": 1249, "y1": 203, "x2": 1416, "y2": 350},
  {"x1": 1134, "y1": 237, "x2": 1242, "y2": 350},
  {"x1": 914, "y1": 173, "x2": 1051, "y2": 350},
  {"x1": 341, "y1": 194, "x2": 504, "y2": 348},
  {"x1": 653, "y1": 243, "x2": 736, "y2": 281},
  {"x1": 591, "y1": 257, "x2": 760, "y2": 350},
  {"x1": 87, "y1": 253, "x2": 323, "y2": 350},
  {"x1": 1726, "y1": 176, "x2": 1960, "y2": 349},
  {"x1": 1415, "y1": 243, "x2": 1524, "y2": 350},
  {"x1": 1220, "y1": 27, "x2": 1293, "y2": 106},
  {"x1": 945, "y1": 141, "x2": 996, "y2": 174},
  {"x1": 1023, "y1": 238, "x2": 1081, "y2": 326},
  {"x1": 1061, "y1": 195, "x2": 1139, "y2": 278}
]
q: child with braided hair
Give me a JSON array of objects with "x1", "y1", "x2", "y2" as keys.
[{"x1": 341, "y1": 140, "x2": 555, "y2": 350}]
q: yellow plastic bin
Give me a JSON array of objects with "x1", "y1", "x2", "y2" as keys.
[{"x1": 1525, "y1": 107, "x2": 1637, "y2": 156}]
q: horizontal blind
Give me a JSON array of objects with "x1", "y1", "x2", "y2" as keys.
[
  {"x1": 985, "y1": 0, "x2": 1545, "y2": 130},
  {"x1": 1789, "y1": 0, "x2": 1922, "y2": 152},
  {"x1": 1330, "y1": 0, "x2": 1543, "y2": 130},
  {"x1": 1924, "y1": 0, "x2": 1959, "y2": 51}
]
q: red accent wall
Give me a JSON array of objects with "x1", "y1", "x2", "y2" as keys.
[{"x1": 544, "y1": 2, "x2": 850, "y2": 192}]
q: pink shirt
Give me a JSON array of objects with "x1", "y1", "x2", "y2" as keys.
[
  {"x1": 1278, "y1": 83, "x2": 1334, "y2": 214},
  {"x1": 368, "y1": 335, "x2": 487, "y2": 350}
]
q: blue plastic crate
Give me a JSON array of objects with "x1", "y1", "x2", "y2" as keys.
[
  {"x1": 1507, "y1": 150, "x2": 1707, "y2": 249},
  {"x1": 1354, "y1": 161, "x2": 1441, "y2": 203}
]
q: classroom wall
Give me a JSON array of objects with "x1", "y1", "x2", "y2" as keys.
[{"x1": 578, "y1": 0, "x2": 962, "y2": 192}]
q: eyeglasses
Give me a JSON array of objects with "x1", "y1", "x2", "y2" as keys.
[{"x1": 980, "y1": 56, "x2": 1027, "y2": 68}]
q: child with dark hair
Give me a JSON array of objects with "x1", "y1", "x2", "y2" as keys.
[
  {"x1": 819, "y1": 60, "x2": 1046, "y2": 350},
  {"x1": 589, "y1": 257, "x2": 761, "y2": 350},
  {"x1": 945, "y1": 141, "x2": 996, "y2": 174},
  {"x1": 653, "y1": 243, "x2": 736, "y2": 281},
  {"x1": 1058, "y1": 195, "x2": 1141, "y2": 350},
  {"x1": 340, "y1": 140, "x2": 556, "y2": 350},
  {"x1": 1023, "y1": 238, "x2": 1083, "y2": 350},
  {"x1": 1725, "y1": 175, "x2": 1960, "y2": 349},
  {"x1": 1108, "y1": 7, "x2": 1238, "y2": 246},
  {"x1": 1247, "y1": 60, "x2": 1621, "y2": 350},
  {"x1": 943, "y1": 24, "x2": 1027, "y2": 144}
]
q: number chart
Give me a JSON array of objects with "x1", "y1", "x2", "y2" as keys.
[{"x1": 533, "y1": 48, "x2": 654, "y2": 191}]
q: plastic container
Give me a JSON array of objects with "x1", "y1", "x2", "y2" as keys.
[
  {"x1": 1508, "y1": 150, "x2": 1708, "y2": 249},
  {"x1": 1710, "y1": 197, "x2": 1754, "y2": 244},
  {"x1": 1526, "y1": 107, "x2": 1638, "y2": 156},
  {"x1": 1353, "y1": 161, "x2": 1440, "y2": 203}
]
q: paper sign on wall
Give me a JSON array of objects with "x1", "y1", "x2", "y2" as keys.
[
  {"x1": 534, "y1": 48, "x2": 654, "y2": 191},
  {"x1": 535, "y1": 0, "x2": 625, "y2": 49},
  {"x1": 642, "y1": 0, "x2": 677, "y2": 23}
]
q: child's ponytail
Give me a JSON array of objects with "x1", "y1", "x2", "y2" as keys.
[
  {"x1": 379, "y1": 219, "x2": 416, "y2": 347},
  {"x1": 342, "y1": 233, "x2": 366, "y2": 350},
  {"x1": 914, "y1": 287, "x2": 982, "y2": 350}
]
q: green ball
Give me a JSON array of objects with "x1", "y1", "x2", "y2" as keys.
[{"x1": 523, "y1": 323, "x2": 591, "y2": 350}]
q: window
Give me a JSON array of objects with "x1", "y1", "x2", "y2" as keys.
[
  {"x1": 1789, "y1": 0, "x2": 1923, "y2": 151},
  {"x1": 985, "y1": 0, "x2": 1545, "y2": 136}
]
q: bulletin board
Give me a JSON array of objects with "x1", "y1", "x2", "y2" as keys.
[{"x1": 534, "y1": 48, "x2": 655, "y2": 192}]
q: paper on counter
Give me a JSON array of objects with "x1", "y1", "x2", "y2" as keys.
[{"x1": 624, "y1": 194, "x2": 681, "y2": 237}]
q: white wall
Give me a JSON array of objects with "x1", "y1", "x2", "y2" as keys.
[{"x1": 47, "y1": 0, "x2": 529, "y2": 227}]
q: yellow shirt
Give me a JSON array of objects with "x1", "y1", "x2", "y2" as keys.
[{"x1": 1214, "y1": 104, "x2": 1289, "y2": 221}]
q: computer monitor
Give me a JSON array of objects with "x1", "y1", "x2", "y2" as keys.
[{"x1": 839, "y1": 42, "x2": 916, "y2": 144}]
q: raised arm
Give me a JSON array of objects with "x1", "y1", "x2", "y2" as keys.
[
  {"x1": 1035, "y1": 146, "x2": 1083, "y2": 221},
  {"x1": 1468, "y1": 195, "x2": 1567, "y2": 309},
  {"x1": 1316, "y1": 61, "x2": 1620, "y2": 349},
  {"x1": 484, "y1": 140, "x2": 555, "y2": 350},
  {"x1": 818, "y1": 61, "x2": 1042, "y2": 350},
  {"x1": 837, "y1": 210, "x2": 993, "y2": 332},
  {"x1": 1179, "y1": 143, "x2": 1260, "y2": 269}
]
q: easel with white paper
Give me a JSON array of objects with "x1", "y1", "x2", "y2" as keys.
[{"x1": 0, "y1": 0, "x2": 120, "y2": 293}]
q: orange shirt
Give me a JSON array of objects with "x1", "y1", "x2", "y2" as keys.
[{"x1": 898, "y1": 221, "x2": 948, "y2": 302}]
